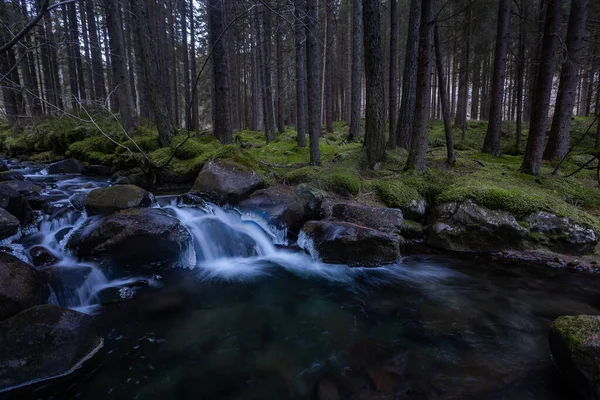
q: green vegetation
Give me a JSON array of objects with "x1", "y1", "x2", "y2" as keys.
[
  {"x1": 551, "y1": 315, "x2": 600, "y2": 350},
  {"x1": 2, "y1": 116, "x2": 600, "y2": 231}
]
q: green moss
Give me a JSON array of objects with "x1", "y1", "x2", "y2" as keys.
[
  {"x1": 367, "y1": 179, "x2": 423, "y2": 209},
  {"x1": 527, "y1": 231, "x2": 546, "y2": 243},
  {"x1": 551, "y1": 315, "x2": 600, "y2": 351}
]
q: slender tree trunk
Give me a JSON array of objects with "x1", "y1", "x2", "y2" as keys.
[
  {"x1": 325, "y1": 1, "x2": 334, "y2": 134},
  {"x1": 0, "y1": 4, "x2": 18, "y2": 125},
  {"x1": 348, "y1": 0, "x2": 362, "y2": 141},
  {"x1": 262, "y1": 0, "x2": 276, "y2": 141},
  {"x1": 404, "y1": 0, "x2": 433, "y2": 174},
  {"x1": 86, "y1": 0, "x2": 105, "y2": 102},
  {"x1": 544, "y1": 0, "x2": 589, "y2": 160},
  {"x1": 294, "y1": 0, "x2": 308, "y2": 147},
  {"x1": 362, "y1": 0, "x2": 385, "y2": 168},
  {"x1": 387, "y1": 0, "x2": 398, "y2": 148},
  {"x1": 396, "y1": 0, "x2": 421, "y2": 149},
  {"x1": 69, "y1": 2, "x2": 86, "y2": 103},
  {"x1": 482, "y1": 0, "x2": 511, "y2": 156},
  {"x1": 515, "y1": 0, "x2": 527, "y2": 149},
  {"x1": 455, "y1": 7, "x2": 471, "y2": 139},
  {"x1": 521, "y1": 0, "x2": 564, "y2": 174},
  {"x1": 179, "y1": 0, "x2": 191, "y2": 130},
  {"x1": 190, "y1": 3, "x2": 199, "y2": 132},
  {"x1": 306, "y1": 0, "x2": 321, "y2": 164},
  {"x1": 276, "y1": 0, "x2": 286, "y2": 133},
  {"x1": 434, "y1": 24, "x2": 455, "y2": 164}
]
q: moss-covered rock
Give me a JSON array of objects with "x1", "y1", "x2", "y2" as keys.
[
  {"x1": 47, "y1": 158, "x2": 85, "y2": 175},
  {"x1": 85, "y1": 185, "x2": 155, "y2": 215},
  {"x1": 528, "y1": 211, "x2": 597, "y2": 255},
  {"x1": 192, "y1": 160, "x2": 264, "y2": 205},
  {"x1": 549, "y1": 315, "x2": 600, "y2": 400},
  {"x1": 321, "y1": 200, "x2": 404, "y2": 235}
]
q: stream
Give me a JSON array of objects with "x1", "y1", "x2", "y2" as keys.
[{"x1": 2, "y1": 162, "x2": 600, "y2": 399}]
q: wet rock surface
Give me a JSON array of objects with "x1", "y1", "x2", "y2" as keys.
[
  {"x1": 192, "y1": 161, "x2": 264, "y2": 204},
  {"x1": 47, "y1": 158, "x2": 85, "y2": 174},
  {"x1": 238, "y1": 186, "x2": 306, "y2": 233},
  {"x1": 85, "y1": 184, "x2": 154, "y2": 215},
  {"x1": 0, "y1": 208, "x2": 19, "y2": 240}
]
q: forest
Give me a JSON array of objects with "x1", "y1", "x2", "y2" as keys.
[{"x1": 3, "y1": 0, "x2": 600, "y2": 399}]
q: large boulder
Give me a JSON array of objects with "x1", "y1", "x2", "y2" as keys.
[
  {"x1": 67, "y1": 208, "x2": 191, "y2": 271},
  {"x1": 293, "y1": 184, "x2": 328, "y2": 220},
  {"x1": 0, "y1": 180, "x2": 39, "y2": 195},
  {"x1": 0, "y1": 252, "x2": 49, "y2": 322},
  {"x1": 529, "y1": 211, "x2": 597, "y2": 255},
  {"x1": 322, "y1": 200, "x2": 403, "y2": 235},
  {"x1": 0, "y1": 208, "x2": 19, "y2": 241},
  {"x1": 549, "y1": 315, "x2": 600, "y2": 400},
  {"x1": 43, "y1": 266, "x2": 93, "y2": 306},
  {"x1": 0, "y1": 304, "x2": 102, "y2": 391},
  {"x1": 46, "y1": 158, "x2": 85, "y2": 175},
  {"x1": 0, "y1": 170, "x2": 24, "y2": 182},
  {"x1": 192, "y1": 161, "x2": 264, "y2": 205},
  {"x1": 299, "y1": 221, "x2": 400, "y2": 267},
  {"x1": 84, "y1": 185, "x2": 154, "y2": 216},
  {"x1": 238, "y1": 186, "x2": 306, "y2": 234},
  {"x1": 0, "y1": 185, "x2": 34, "y2": 224},
  {"x1": 427, "y1": 201, "x2": 527, "y2": 253}
]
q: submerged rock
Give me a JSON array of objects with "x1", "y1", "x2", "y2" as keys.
[
  {"x1": 85, "y1": 184, "x2": 154, "y2": 215},
  {"x1": 238, "y1": 186, "x2": 306, "y2": 233},
  {"x1": 549, "y1": 315, "x2": 600, "y2": 400},
  {"x1": 322, "y1": 200, "x2": 403, "y2": 235},
  {"x1": 0, "y1": 304, "x2": 102, "y2": 391},
  {"x1": 43, "y1": 265, "x2": 93, "y2": 303},
  {"x1": 427, "y1": 201, "x2": 527, "y2": 253},
  {"x1": 29, "y1": 245, "x2": 59, "y2": 267},
  {"x1": 68, "y1": 208, "x2": 191, "y2": 271},
  {"x1": 529, "y1": 211, "x2": 597, "y2": 255},
  {"x1": 299, "y1": 220, "x2": 400, "y2": 266},
  {"x1": 0, "y1": 208, "x2": 19, "y2": 241},
  {"x1": 47, "y1": 158, "x2": 85, "y2": 174},
  {"x1": 177, "y1": 192, "x2": 209, "y2": 210},
  {"x1": 192, "y1": 161, "x2": 264, "y2": 205},
  {"x1": 0, "y1": 252, "x2": 49, "y2": 322}
]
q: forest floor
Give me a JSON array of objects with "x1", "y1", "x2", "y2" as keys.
[{"x1": 1, "y1": 116, "x2": 600, "y2": 233}]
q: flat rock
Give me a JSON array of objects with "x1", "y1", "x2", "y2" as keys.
[
  {"x1": 238, "y1": 185, "x2": 306, "y2": 233},
  {"x1": 85, "y1": 185, "x2": 154, "y2": 215},
  {"x1": 322, "y1": 200, "x2": 403, "y2": 234},
  {"x1": 192, "y1": 161, "x2": 264, "y2": 205}
]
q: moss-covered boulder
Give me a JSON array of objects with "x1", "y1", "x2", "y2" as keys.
[
  {"x1": 192, "y1": 161, "x2": 264, "y2": 205},
  {"x1": 46, "y1": 158, "x2": 85, "y2": 174},
  {"x1": 321, "y1": 200, "x2": 404, "y2": 235},
  {"x1": 0, "y1": 208, "x2": 19, "y2": 240},
  {"x1": 549, "y1": 315, "x2": 600, "y2": 400},
  {"x1": 427, "y1": 200, "x2": 527, "y2": 253},
  {"x1": 238, "y1": 186, "x2": 306, "y2": 236},
  {"x1": 529, "y1": 211, "x2": 597, "y2": 255},
  {"x1": 0, "y1": 304, "x2": 102, "y2": 391},
  {"x1": 67, "y1": 208, "x2": 191, "y2": 271},
  {"x1": 0, "y1": 252, "x2": 49, "y2": 322},
  {"x1": 299, "y1": 220, "x2": 400, "y2": 267},
  {"x1": 293, "y1": 183, "x2": 328, "y2": 220},
  {"x1": 84, "y1": 185, "x2": 154, "y2": 216}
]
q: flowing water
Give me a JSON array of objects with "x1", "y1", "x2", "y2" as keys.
[{"x1": 2, "y1": 163, "x2": 600, "y2": 400}]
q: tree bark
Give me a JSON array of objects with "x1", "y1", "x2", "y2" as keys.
[
  {"x1": 434, "y1": 24, "x2": 455, "y2": 165},
  {"x1": 387, "y1": 0, "x2": 398, "y2": 148},
  {"x1": 396, "y1": 0, "x2": 421, "y2": 149},
  {"x1": 362, "y1": 0, "x2": 385, "y2": 169},
  {"x1": 86, "y1": 0, "x2": 106, "y2": 102},
  {"x1": 190, "y1": 3, "x2": 199, "y2": 132},
  {"x1": 306, "y1": 0, "x2": 321, "y2": 165},
  {"x1": 521, "y1": 0, "x2": 565, "y2": 175},
  {"x1": 325, "y1": 1, "x2": 334, "y2": 134},
  {"x1": 471, "y1": 55, "x2": 481, "y2": 120},
  {"x1": 544, "y1": 0, "x2": 589, "y2": 160},
  {"x1": 179, "y1": 0, "x2": 191, "y2": 130},
  {"x1": 276, "y1": 0, "x2": 286, "y2": 133},
  {"x1": 515, "y1": 0, "x2": 527, "y2": 149},
  {"x1": 455, "y1": 7, "x2": 471, "y2": 138},
  {"x1": 404, "y1": 0, "x2": 433, "y2": 174},
  {"x1": 348, "y1": 0, "x2": 362, "y2": 141},
  {"x1": 482, "y1": 0, "x2": 511, "y2": 156},
  {"x1": 294, "y1": 0, "x2": 308, "y2": 147}
]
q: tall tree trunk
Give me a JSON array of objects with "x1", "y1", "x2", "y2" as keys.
[
  {"x1": 179, "y1": 0, "x2": 191, "y2": 130},
  {"x1": 306, "y1": 0, "x2": 321, "y2": 164},
  {"x1": 521, "y1": 0, "x2": 564, "y2": 174},
  {"x1": 404, "y1": 0, "x2": 433, "y2": 174},
  {"x1": 525, "y1": 0, "x2": 547, "y2": 122},
  {"x1": 515, "y1": 0, "x2": 527, "y2": 149},
  {"x1": 190, "y1": 3, "x2": 199, "y2": 132},
  {"x1": 471, "y1": 55, "x2": 481, "y2": 120},
  {"x1": 544, "y1": 0, "x2": 589, "y2": 160},
  {"x1": 387, "y1": 0, "x2": 398, "y2": 148},
  {"x1": 62, "y1": 4, "x2": 78, "y2": 109},
  {"x1": 396, "y1": 0, "x2": 421, "y2": 149},
  {"x1": 69, "y1": 2, "x2": 86, "y2": 103},
  {"x1": 294, "y1": 0, "x2": 308, "y2": 147},
  {"x1": 131, "y1": 0, "x2": 175, "y2": 145},
  {"x1": 348, "y1": 0, "x2": 362, "y2": 141},
  {"x1": 455, "y1": 7, "x2": 471, "y2": 139},
  {"x1": 105, "y1": 0, "x2": 135, "y2": 131},
  {"x1": 276, "y1": 0, "x2": 286, "y2": 133},
  {"x1": 261, "y1": 0, "x2": 276, "y2": 141},
  {"x1": 0, "y1": 3, "x2": 18, "y2": 124},
  {"x1": 482, "y1": 0, "x2": 511, "y2": 156},
  {"x1": 207, "y1": 0, "x2": 232, "y2": 143},
  {"x1": 362, "y1": 0, "x2": 385, "y2": 168},
  {"x1": 434, "y1": 24, "x2": 455, "y2": 164},
  {"x1": 86, "y1": 0, "x2": 105, "y2": 102},
  {"x1": 325, "y1": 1, "x2": 334, "y2": 134}
]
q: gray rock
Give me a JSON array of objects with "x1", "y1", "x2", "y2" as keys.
[
  {"x1": 0, "y1": 252, "x2": 49, "y2": 322},
  {"x1": 0, "y1": 171, "x2": 24, "y2": 182},
  {"x1": 67, "y1": 208, "x2": 191, "y2": 271},
  {"x1": 324, "y1": 201, "x2": 403, "y2": 234},
  {"x1": 47, "y1": 158, "x2": 85, "y2": 174},
  {"x1": 427, "y1": 200, "x2": 527, "y2": 253},
  {"x1": 43, "y1": 266, "x2": 93, "y2": 305},
  {"x1": 29, "y1": 245, "x2": 59, "y2": 267},
  {"x1": 177, "y1": 192, "x2": 209, "y2": 210},
  {"x1": 0, "y1": 184, "x2": 31, "y2": 224},
  {"x1": 192, "y1": 161, "x2": 264, "y2": 205},
  {"x1": 293, "y1": 184, "x2": 328, "y2": 220},
  {"x1": 529, "y1": 211, "x2": 597, "y2": 254},
  {"x1": 69, "y1": 191, "x2": 88, "y2": 211},
  {"x1": 549, "y1": 315, "x2": 600, "y2": 400},
  {"x1": 0, "y1": 305, "x2": 102, "y2": 391},
  {"x1": 85, "y1": 185, "x2": 154, "y2": 215},
  {"x1": 299, "y1": 220, "x2": 400, "y2": 267},
  {"x1": 0, "y1": 180, "x2": 39, "y2": 195},
  {"x1": 238, "y1": 186, "x2": 306, "y2": 232},
  {"x1": 0, "y1": 209, "x2": 19, "y2": 241}
]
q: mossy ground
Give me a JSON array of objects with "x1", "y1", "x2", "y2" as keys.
[{"x1": 2, "y1": 115, "x2": 600, "y2": 230}]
